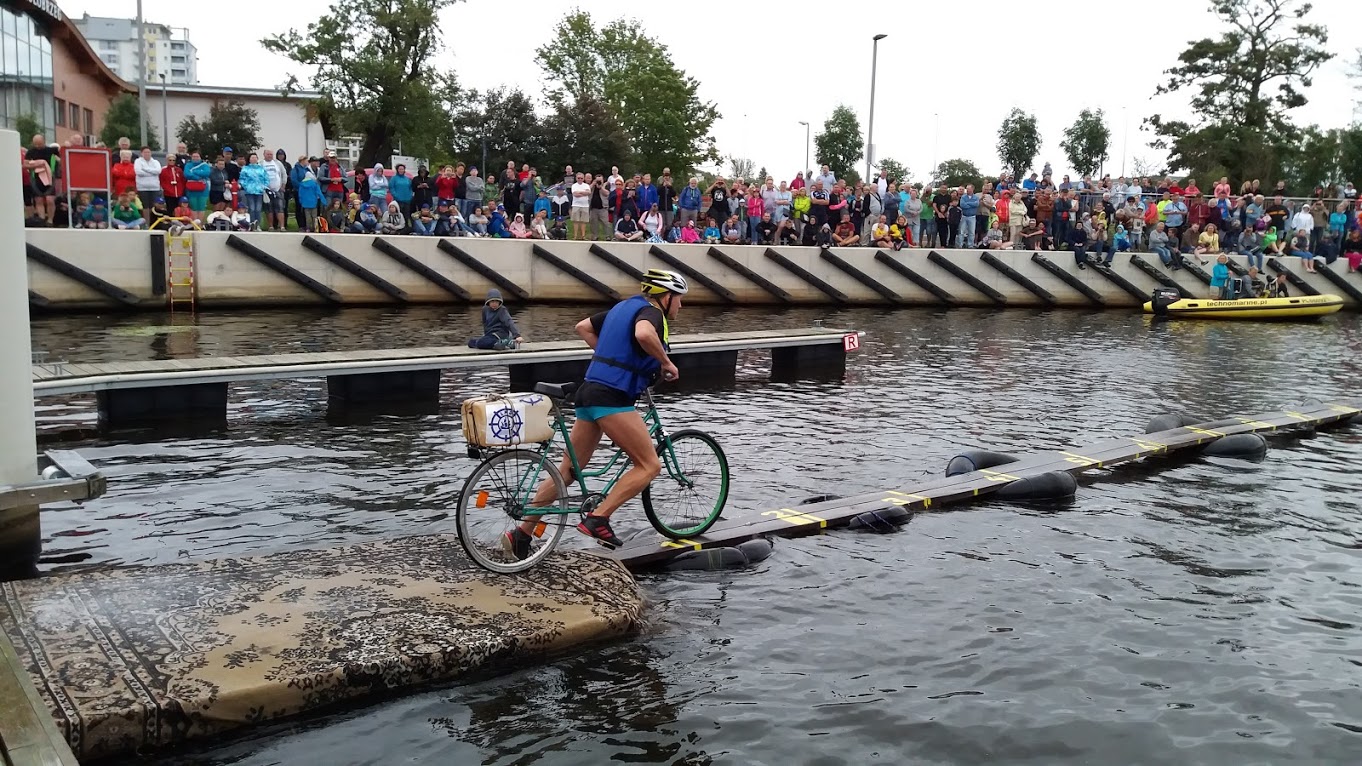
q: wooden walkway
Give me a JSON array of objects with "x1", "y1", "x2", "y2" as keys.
[
  {"x1": 30, "y1": 327, "x2": 857, "y2": 397},
  {"x1": 609, "y1": 399, "x2": 1362, "y2": 567}
]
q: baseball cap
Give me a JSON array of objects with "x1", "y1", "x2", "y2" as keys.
[{"x1": 223, "y1": 146, "x2": 233, "y2": 153}]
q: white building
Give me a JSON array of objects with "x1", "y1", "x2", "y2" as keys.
[
  {"x1": 159, "y1": 85, "x2": 327, "y2": 160},
  {"x1": 73, "y1": 13, "x2": 198, "y2": 86}
]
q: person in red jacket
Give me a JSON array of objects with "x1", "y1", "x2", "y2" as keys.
[
  {"x1": 159, "y1": 154, "x2": 187, "y2": 202},
  {"x1": 111, "y1": 149, "x2": 137, "y2": 197}
]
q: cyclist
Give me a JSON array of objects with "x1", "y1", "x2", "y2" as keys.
[{"x1": 505, "y1": 268, "x2": 687, "y2": 558}]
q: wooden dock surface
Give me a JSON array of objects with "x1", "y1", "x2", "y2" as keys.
[
  {"x1": 609, "y1": 399, "x2": 1362, "y2": 567},
  {"x1": 31, "y1": 327, "x2": 857, "y2": 396}
]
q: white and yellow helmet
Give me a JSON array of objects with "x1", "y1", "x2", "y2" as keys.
[{"x1": 641, "y1": 268, "x2": 689, "y2": 296}]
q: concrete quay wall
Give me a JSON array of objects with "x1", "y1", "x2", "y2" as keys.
[{"x1": 23, "y1": 229, "x2": 1362, "y2": 310}]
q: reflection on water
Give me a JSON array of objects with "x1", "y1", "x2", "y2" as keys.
[{"x1": 28, "y1": 305, "x2": 1362, "y2": 765}]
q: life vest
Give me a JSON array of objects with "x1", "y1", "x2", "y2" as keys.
[{"x1": 584, "y1": 295, "x2": 669, "y2": 398}]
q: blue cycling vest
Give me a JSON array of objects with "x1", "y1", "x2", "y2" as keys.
[{"x1": 584, "y1": 295, "x2": 669, "y2": 398}]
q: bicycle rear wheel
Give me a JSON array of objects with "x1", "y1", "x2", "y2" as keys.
[
  {"x1": 456, "y1": 449, "x2": 568, "y2": 573},
  {"x1": 642, "y1": 429, "x2": 729, "y2": 539}
]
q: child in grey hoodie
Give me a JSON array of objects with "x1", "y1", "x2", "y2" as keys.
[{"x1": 468, "y1": 290, "x2": 523, "y2": 350}]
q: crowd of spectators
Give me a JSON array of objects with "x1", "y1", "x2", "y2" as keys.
[{"x1": 18, "y1": 132, "x2": 1362, "y2": 274}]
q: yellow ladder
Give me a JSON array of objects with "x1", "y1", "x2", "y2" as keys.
[{"x1": 166, "y1": 231, "x2": 196, "y2": 313}]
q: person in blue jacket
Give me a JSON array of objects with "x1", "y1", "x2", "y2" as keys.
[
  {"x1": 290, "y1": 157, "x2": 313, "y2": 230},
  {"x1": 504, "y1": 269, "x2": 689, "y2": 559},
  {"x1": 182, "y1": 152, "x2": 212, "y2": 220},
  {"x1": 389, "y1": 163, "x2": 413, "y2": 216},
  {"x1": 488, "y1": 205, "x2": 510, "y2": 237},
  {"x1": 296, "y1": 169, "x2": 323, "y2": 232},
  {"x1": 237, "y1": 153, "x2": 269, "y2": 228}
]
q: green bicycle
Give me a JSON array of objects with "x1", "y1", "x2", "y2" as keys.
[{"x1": 455, "y1": 381, "x2": 730, "y2": 573}]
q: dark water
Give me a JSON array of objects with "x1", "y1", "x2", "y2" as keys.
[{"x1": 29, "y1": 305, "x2": 1362, "y2": 765}]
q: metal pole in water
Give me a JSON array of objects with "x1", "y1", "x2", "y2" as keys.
[{"x1": 0, "y1": 129, "x2": 40, "y2": 575}]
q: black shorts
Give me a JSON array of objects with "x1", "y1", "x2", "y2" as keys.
[
  {"x1": 30, "y1": 179, "x2": 52, "y2": 198},
  {"x1": 574, "y1": 381, "x2": 634, "y2": 408}
]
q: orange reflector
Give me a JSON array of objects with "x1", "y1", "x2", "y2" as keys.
[
  {"x1": 475, "y1": 490, "x2": 488, "y2": 508},
  {"x1": 533, "y1": 522, "x2": 547, "y2": 538}
]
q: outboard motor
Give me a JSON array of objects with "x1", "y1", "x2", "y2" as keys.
[{"x1": 1150, "y1": 287, "x2": 1182, "y2": 316}]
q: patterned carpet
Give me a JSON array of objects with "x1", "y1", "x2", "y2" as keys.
[{"x1": 0, "y1": 534, "x2": 643, "y2": 761}]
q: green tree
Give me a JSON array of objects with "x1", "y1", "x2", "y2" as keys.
[
  {"x1": 262, "y1": 0, "x2": 459, "y2": 169},
  {"x1": 537, "y1": 11, "x2": 718, "y2": 174},
  {"x1": 1339, "y1": 126, "x2": 1362, "y2": 192},
  {"x1": 99, "y1": 94, "x2": 158, "y2": 150},
  {"x1": 874, "y1": 157, "x2": 910, "y2": 184},
  {"x1": 1060, "y1": 109, "x2": 1112, "y2": 177},
  {"x1": 540, "y1": 95, "x2": 631, "y2": 183},
  {"x1": 814, "y1": 105, "x2": 862, "y2": 177},
  {"x1": 1281, "y1": 125, "x2": 1342, "y2": 193},
  {"x1": 1145, "y1": 0, "x2": 1331, "y2": 181},
  {"x1": 14, "y1": 114, "x2": 43, "y2": 141},
  {"x1": 997, "y1": 108, "x2": 1041, "y2": 180},
  {"x1": 933, "y1": 158, "x2": 984, "y2": 189},
  {"x1": 446, "y1": 86, "x2": 545, "y2": 178},
  {"x1": 175, "y1": 100, "x2": 263, "y2": 159}
]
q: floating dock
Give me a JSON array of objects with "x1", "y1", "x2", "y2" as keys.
[
  {"x1": 0, "y1": 536, "x2": 642, "y2": 762},
  {"x1": 609, "y1": 399, "x2": 1362, "y2": 567},
  {"x1": 32, "y1": 327, "x2": 856, "y2": 430},
  {"x1": 23, "y1": 230, "x2": 1362, "y2": 311}
]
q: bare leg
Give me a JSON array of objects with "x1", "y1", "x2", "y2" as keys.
[
  {"x1": 590, "y1": 411, "x2": 661, "y2": 519},
  {"x1": 518, "y1": 418, "x2": 602, "y2": 533}
]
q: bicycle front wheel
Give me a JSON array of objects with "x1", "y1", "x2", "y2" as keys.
[
  {"x1": 642, "y1": 429, "x2": 729, "y2": 539},
  {"x1": 456, "y1": 449, "x2": 569, "y2": 573}
]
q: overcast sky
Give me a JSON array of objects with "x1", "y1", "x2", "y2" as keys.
[{"x1": 62, "y1": 0, "x2": 1360, "y2": 181}]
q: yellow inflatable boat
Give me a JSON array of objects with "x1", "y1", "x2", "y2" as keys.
[{"x1": 1143, "y1": 291, "x2": 1345, "y2": 320}]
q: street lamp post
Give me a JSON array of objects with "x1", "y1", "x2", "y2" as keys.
[
  {"x1": 866, "y1": 33, "x2": 887, "y2": 181},
  {"x1": 1121, "y1": 106, "x2": 1129, "y2": 178},
  {"x1": 136, "y1": 0, "x2": 146, "y2": 147},
  {"x1": 159, "y1": 74, "x2": 168, "y2": 153},
  {"x1": 931, "y1": 112, "x2": 939, "y2": 184},
  {"x1": 797, "y1": 120, "x2": 810, "y2": 180}
]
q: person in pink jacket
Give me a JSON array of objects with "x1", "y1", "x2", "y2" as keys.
[
  {"x1": 680, "y1": 220, "x2": 700, "y2": 243},
  {"x1": 746, "y1": 192, "x2": 765, "y2": 243}
]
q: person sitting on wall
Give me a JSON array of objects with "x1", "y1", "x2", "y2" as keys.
[
  {"x1": 112, "y1": 192, "x2": 145, "y2": 230},
  {"x1": 615, "y1": 209, "x2": 644, "y2": 241},
  {"x1": 231, "y1": 203, "x2": 253, "y2": 231},
  {"x1": 776, "y1": 216, "x2": 799, "y2": 246},
  {"x1": 206, "y1": 207, "x2": 233, "y2": 231},
  {"x1": 702, "y1": 217, "x2": 721, "y2": 244},
  {"x1": 467, "y1": 289, "x2": 524, "y2": 350},
  {"x1": 411, "y1": 203, "x2": 437, "y2": 235},
  {"x1": 833, "y1": 212, "x2": 859, "y2": 247},
  {"x1": 81, "y1": 198, "x2": 108, "y2": 229},
  {"x1": 147, "y1": 198, "x2": 174, "y2": 230},
  {"x1": 349, "y1": 203, "x2": 379, "y2": 234},
  {"x1": 549, "y1": 215, "x2": 568, "y2": 240},
  {"x1": 1020, "y1": 218, "x2": 1044, "y2": 251}
]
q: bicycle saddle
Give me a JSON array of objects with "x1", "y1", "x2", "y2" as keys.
[{"x1": 532, "y1": 381, "x2": 578, "y2": 400}]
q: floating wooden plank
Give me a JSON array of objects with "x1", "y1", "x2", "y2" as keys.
[
  {"x1": 873, "y1": 251, "x2": 956, "y2": 304},
  {"x1": 818, "y1": 250, "x2": 903, "y2": 303},
  {"x1": 706, "y1": 248, "x2": 793, "y2": 302},
  {"x1": 610, "y1": 399, "x2": 1362, "y2": 568},
  {"x1": 765, "y1": 248, "x2": 850, "y2": 303},
  {"x1": 32, "y1": 328, "x2": 855, "y2": 396},
  {"x1": 648, "y1": 246, "x2": 738, "y2": 302},
  {"x1": 980, "y1": 251, "x2": 1057, "y2": 305},
  {"x1": 530, "y1": 245, "x2": 621, "y2": 302},
  {"x1": 26, "y1": 244, "x2": 141, "y2": 306},
  {"x1": 1127, "y1": 254, "x2": 1194, "y2": 298},
  {"x1": 1266, "y1": 257, "x2": 1321, "y2": 296},
  {"x1": 226, "y1": 235, "x2": 344, "y2": 303},
  {"x1": 587, "y1": 244, "x2": 646, "y2": 282},
  {"x1": 926, "y1": 251, "x2": 1007, "y2": 304},
  {"x1": 1030, "y1": 253, "x2": 1105, "y2": 305},
  {"x1": 434, "y1": 240, "x2": 530, "y2": 301},
  {"x1": 370, "y1": 237, "x2": 472, "y2": 301}
]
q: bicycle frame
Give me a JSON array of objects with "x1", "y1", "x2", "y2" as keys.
[{"x1": 484, "y1": 389, "x2": 687, "y2": 519}]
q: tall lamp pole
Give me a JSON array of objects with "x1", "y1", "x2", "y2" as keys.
[
  {"x1": 797, "y1": 120, "x2": 810, "y2": 180},
  {"x1": 931, "y1": 112, "x2": 939, "y2": 183},
  {"x1": 1121, "y1": 106, "x2": 1129, "y2": 178},
  {"x1": 136, "y1": 0, "x2": 147, "y2": 147},
  {"x1": 159, "y1": 74, "x2": 168, "y2": 152},
  {"x1": 866, "y1": 33, "x2": 887, "y2": 180}
]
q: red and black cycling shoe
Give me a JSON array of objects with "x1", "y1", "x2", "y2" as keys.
[{"x1": 577, "y1": 515, "x2": 620, "y2": 549}]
